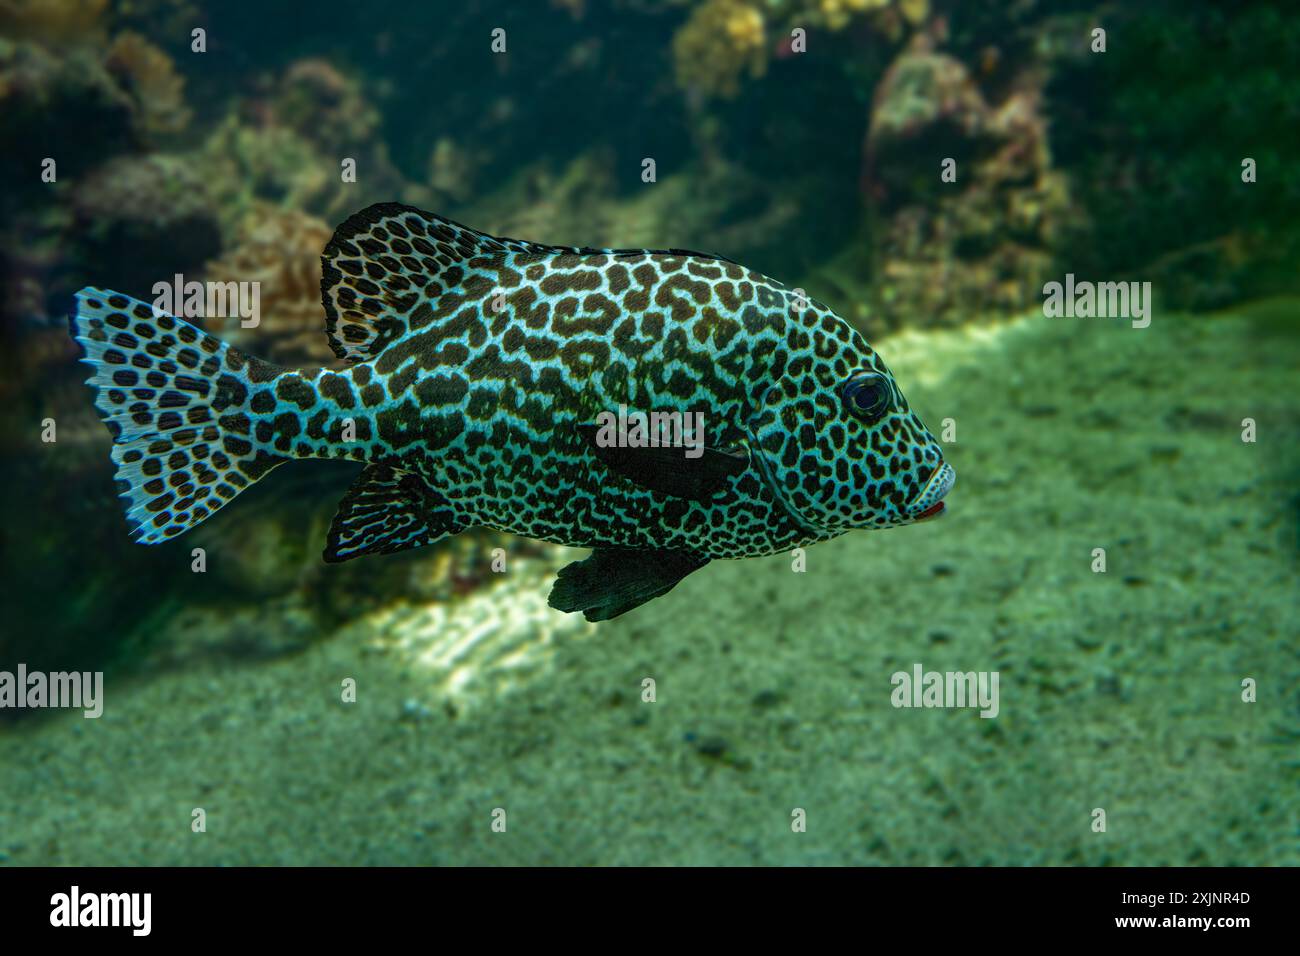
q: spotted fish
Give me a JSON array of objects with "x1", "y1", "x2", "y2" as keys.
[{"x1": 70, "y1": 202, "x2": 954, "y2": 621}]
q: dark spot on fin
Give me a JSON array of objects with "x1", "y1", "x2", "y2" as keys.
[
  {"x1": 323, "y1": 464, "x2": 460, "y2": 562},
  {"x1": 575, "y1": 422, "x2": 749, "y2": 501},
  {"x1": 548, "y1": 548, "x2": 709, "y2": 622}
]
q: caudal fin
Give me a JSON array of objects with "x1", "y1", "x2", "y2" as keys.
[{"x1": 69, "y1": 287, "x2": 287, "y2": 543}]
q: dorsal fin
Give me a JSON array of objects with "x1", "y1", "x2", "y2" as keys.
[
  {"x1": 320, "y1": 203, "x2": 507, "y2": 364},
  {"x1": 319, "y1": 202, "x2": 738, "y2": 364},
  {"x1": 323, "y1": 463, "x2": 461, "y2": 562}
]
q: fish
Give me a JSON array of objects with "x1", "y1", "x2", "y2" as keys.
[{"x1": 69, "y1": 202, "x2": 955, "y2": 621}]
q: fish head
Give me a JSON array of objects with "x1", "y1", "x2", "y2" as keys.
[{"x1": 747, "y1": 320, "x2": 953, "y2": 534}]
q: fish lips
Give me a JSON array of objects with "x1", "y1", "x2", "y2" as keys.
[{"x1": 906, "y1": 462, "x2": 955, "y2": 522}]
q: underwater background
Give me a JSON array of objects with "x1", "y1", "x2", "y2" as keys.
[{"x1": 0, "y1": 0, "x2": 1297, "y2": 865}]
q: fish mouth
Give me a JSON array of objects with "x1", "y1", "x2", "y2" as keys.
[{"x1": 907, "y1": 461, "x2": 955, "y2": 522}]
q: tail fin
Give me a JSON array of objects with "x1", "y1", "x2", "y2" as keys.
[{"x1": 69, "y1": 287, "x2": 287, "y2": 544}]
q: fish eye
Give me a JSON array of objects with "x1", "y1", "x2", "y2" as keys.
[{"x1": 842, "y1": 373, "x2": 891, "y2": 424}]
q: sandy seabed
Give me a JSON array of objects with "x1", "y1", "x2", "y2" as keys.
[{"x1": 1, "y1": 305, "x2": 1296, "y2": 865}]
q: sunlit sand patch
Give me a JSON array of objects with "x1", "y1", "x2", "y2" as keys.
[
  {"x1": 356, "y1": 549, "x2": 596, "y2": 711},
  {"x1": 349, "y1": 315, "x2": 1050, "y2": 711},
  {"x1": 878, "y1": 310, "x2": 1041, "y2": 388}
]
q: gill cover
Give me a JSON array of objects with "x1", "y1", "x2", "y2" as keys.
[{"x1": 746, "y1": 380, "x2": 836, "y2": 535}]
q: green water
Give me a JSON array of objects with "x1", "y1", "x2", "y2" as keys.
[{"x1": 0, "y1": 0, "x2": 1296, "y2": 866}]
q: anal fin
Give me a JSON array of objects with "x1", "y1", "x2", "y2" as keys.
[
  {"x1": 548, "y1": 548, "x2": 709, "y2": 622},
  {"x1": 324, "y1": 464, "x2": 460, "y2": 562}
]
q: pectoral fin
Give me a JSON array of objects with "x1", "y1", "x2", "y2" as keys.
[
  {"x1": 548, "y1": 548, "x2": 709, "y2": 622},
  {"x1": 575, "y1": 422, "x2": 748, "y2": 501}
]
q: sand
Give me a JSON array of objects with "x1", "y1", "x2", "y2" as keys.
[{"x1": 1, "y1": 306, "x2": 1296, "y2": 865}]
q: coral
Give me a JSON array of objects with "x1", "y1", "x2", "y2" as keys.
[
  {"x1": 673, "y1": 0, "x2": 767, "y2": 99},
  {"x1": 815, "y1": 0, "x2": 882, "y2": 32},
  {"x1": 0, "y1": 0, "x2": 108, "y2": 49},
  {"x1": 671, "y1": 0, "x2": 930, "y2": 100},
  {"x1": 866, "y1": 44, "x2": 988, "y2": 164},
  {"x1": 805, "y1": 0, "x2": 926, "y2": 34},
  {"x1": 0, "y1": 29, "x2": 194, "y2": 322},
  {"x1": 201, "y1": 202, "x2": 335, "y2": 365},
  {"x1": 193, "y1": 116, "x2": 334, "y2": 232},
  {"x1": 268, "y1": 57, "x2": 381, "y2": 148},
  {"x1": 897, "y1": 0, "x2": 927, "y2": 26},
  {"x1": 862, "y1": 33, "x2": 1075, "y2": 330},
  {"x1": 225, "y1": 58, "x2": 408, "y2": 221},
  {"x1": 105, "y1": 30, "x2": 191, "y2": 138},
  {"x1": 70, "y1": 152, "x2": 214, "y2": 236},
  {"x1": 128, "y1": 521, "x2": 564, "y2": 677},
  {"x1": 205, "y1": 60, "x2": 405, "y2": 225}
]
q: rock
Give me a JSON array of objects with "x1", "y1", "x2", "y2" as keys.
[
  {"x1": 863, "y1": 35, "x2": 1077, "y2": 330},
  {"x1": 70, "y1": 154, "x2": 223, "y2": 295}
]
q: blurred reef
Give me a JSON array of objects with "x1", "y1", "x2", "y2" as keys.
[{"x1": 0, "y1": 0, "x2": 1296, "y2": 685}]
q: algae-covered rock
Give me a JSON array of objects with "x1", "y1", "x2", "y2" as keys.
[
  {"x1": 672, "y1": 0, "x2": 767, "y2": 100},
  {"x1": 201, "y1": 202, "x2": 337, "y2": 366},
  {"x1": 270, "y1": 58, "x2": 381, "y2": 149},
  {"x1": 70, "y1": 153, "x2": 223, "y2": 295},
  {"x1": 193, "y1": 117, "x2": 335, "y2": 235},
  {"x1": 0, "y1": 39, "x2": 135, "y2": 204},
  {"x1": 864, "y1": 31, "x2": 1075, "y2": 330},
  {"x1": 104, "y1": 29, "x2": 191, "y2": 140}
]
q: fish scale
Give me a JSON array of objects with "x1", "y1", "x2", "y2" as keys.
[{"x1": 70, "y1": 202, "x2": 954, "y2": 621}]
